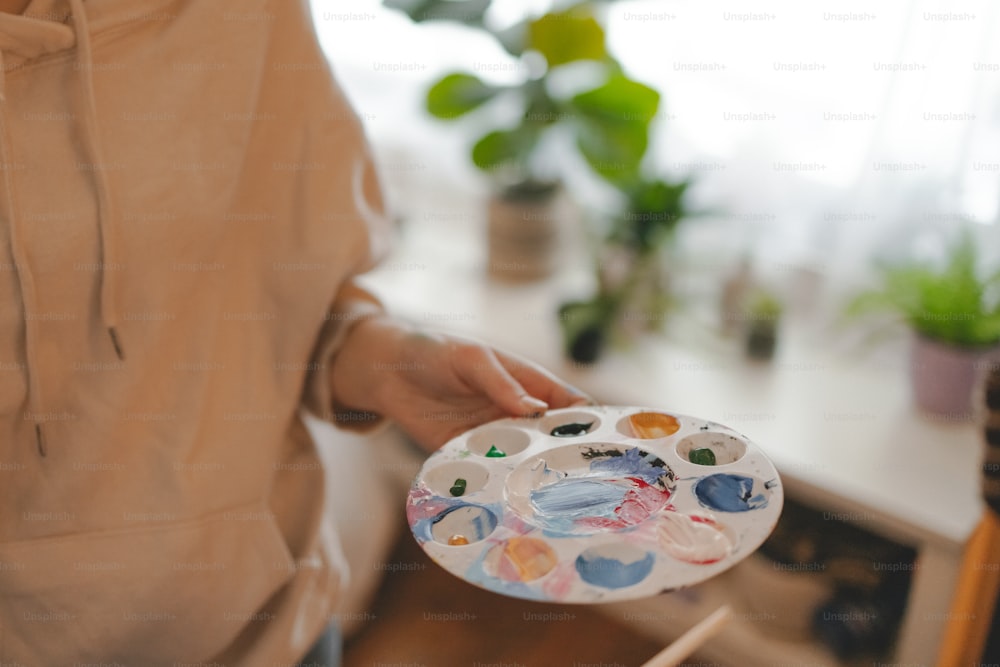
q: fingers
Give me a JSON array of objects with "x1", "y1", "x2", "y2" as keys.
[
  {"x1": 493, "y1": 349, "x2": 596, "y2": 409},
  {"x1": 451, "y1": 343, "x2": 550, "y2": 418}
]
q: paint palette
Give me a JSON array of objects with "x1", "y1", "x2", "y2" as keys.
[{"x1": 406, "y1": 406, "x2": 783, "y2": 603}]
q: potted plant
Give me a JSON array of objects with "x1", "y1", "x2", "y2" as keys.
[
  {"x1": 558, "y1": 175, "x2": 691, "y2": 363},
  {"x1": 744, "y1": 288, "x2": 783, "y2": 361},
  {"x1": 383, "y1": 0, "x2": 659, "y2": 280},
  {"x1": 847, "y1": 232, "x2": 1000, "y2": 416}
]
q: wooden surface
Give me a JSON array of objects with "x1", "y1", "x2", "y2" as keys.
[{"x1": 344, "y1": 521, "x2": 688, "y2": 667}]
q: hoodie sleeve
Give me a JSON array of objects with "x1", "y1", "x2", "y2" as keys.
[
  {"x1": 301, "y1": 279, "x2": 386, "y2": 431},
  {"x1": 288, "y1": 2, "x2": 392, "y2": 431}
]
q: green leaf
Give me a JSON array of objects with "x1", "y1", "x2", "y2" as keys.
[
  {"x1": 606, "y1": 178, "x2": 689, "y2": 252},
  {"x1": 568, "y1": 74, "x2": 660, "y2": 184},
  {"x1": 426, "y1": 73, "x2": 500, "y2": 119},
  {"x1": 471, "y1": 125, "x2": 537, "y2": 173},
  {"x1": 527, "y1": 8, "x2": 606, "y2": 67},
  {"x1": 574, "y1": 120, "x2": 646, "y2": 184},
  {"x1": 569, "y1": 74, "x2": 660, "y2": 125},
  {"x1": 846, "y1": 231, "x2": 1000, "y2": 347}
]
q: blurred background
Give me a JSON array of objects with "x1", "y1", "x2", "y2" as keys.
[
  {"x1": 310, "y1": 0, "x2": 1000, "y2": 279},
  {"x1": 305, "y1": 1, "x2": 1000, "y2": 665}
]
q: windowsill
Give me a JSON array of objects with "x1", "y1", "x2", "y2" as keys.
[{"x1": 359, "y1": 175, "x2": 984, "y2": 552}]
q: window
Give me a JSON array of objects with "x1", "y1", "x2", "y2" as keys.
[{"x1": 311, "y1": 0, "x2": 1000, "y2": 288}]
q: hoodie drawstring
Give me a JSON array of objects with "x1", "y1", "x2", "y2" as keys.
[
  {"x1": 0, "y1": 78, "x2": 46, "y2": 456},
  {"x1": 0, "y1": 0, "x2": 123, "y2": 457},
  {"x1": 68, "y1": 0, "x2": 125, "y2": 362}
]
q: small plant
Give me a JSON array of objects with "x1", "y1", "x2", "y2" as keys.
[
  {"x1": 743, "y1": 288, "x2": 783, "y2": 361},
  {"x1": 747, "y1": 289, "x2": 783, "y2": 323},
  {"x1": 557, "y1": 174, "x2": 691, "y2": 362},
  {"x1": 846, "y1": 232, "x2": 1000, "y2": 348},
  {"x1": 384, "y1": 0, "x2": 659, "y2": 196}
]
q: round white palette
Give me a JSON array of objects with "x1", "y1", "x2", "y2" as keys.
[{"x1": 406, "y1": 406, "x2": 783, "y2": 604}]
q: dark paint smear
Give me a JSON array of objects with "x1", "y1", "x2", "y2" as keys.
[
  {"x1": 581, "y1": 447, "x2": 624, "y2": 460},
  {"x1": 550, "y1": 422, "x2": 595, "y2": 437}
]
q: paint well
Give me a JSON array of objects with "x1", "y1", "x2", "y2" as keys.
[
  {"x1": 676, "y1": 432, "x2": 747, "y2": 466},
  {"x1": 539, "y1": 410, "x2": 601, "y2": 437},
  {"x1": 429, "y1": 505, "x2": 498, "y2": 546},
  {"x1": 622, "y1": 412, "x2": 681, "y2": 439},
  {"x1": 575, "y1": 544, "x2": 655, "y2": 589},
  {"x1": 657, "y1": 512, "x2": 734, "y2": 564},
  {"x1": 694, "y1": 474, "x2": 770, "y2": 512},
  {"x1": 484, "y1": 537, "x2": 558, "y2": 582},
  {"x1": 467, "y1": 425, "x2": 531, "y2": 457},
  {"x1": 423, "y1": 460, "x2": 490, "y2": 497}
]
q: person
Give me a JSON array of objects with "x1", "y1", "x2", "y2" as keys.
[{"x1": 0, "y1": 0, "x2": 589, "y2": 664}]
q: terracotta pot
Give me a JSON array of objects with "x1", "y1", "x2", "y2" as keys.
[
  {"x1": 909, "y1": 335, "x2": 1000, "y2": 417},
  {"x1": 486, "y1": 189, "x2": 560, "y2": 282}
]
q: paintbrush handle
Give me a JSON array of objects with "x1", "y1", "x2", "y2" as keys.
[{"x1": 639, "y1": 604, "x2": 733, "y2": 667}]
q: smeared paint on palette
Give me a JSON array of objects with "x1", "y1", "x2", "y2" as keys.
[
  {"x1": 575, "y1": 544, "x2": 655, "y2": 589},
  {"x1": 694, "y1": 474, "x2": 771, "y2": 512},
  {"x1": 407, "y1": 406, "x2": 782, "y2": 604}
]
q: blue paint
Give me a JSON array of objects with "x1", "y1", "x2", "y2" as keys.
[
  {"x1": 531, "y1": 479, "x2": 628, "y2": 518},
  {"x1": 588, "y1": 447, "x2": 669, "y2": 487},
  {"x1": 575, "y1": 549, "x2": 655, "y2": 589},
  {"x1": 425, "y1": 504, "x2": 499, "y2": 544},
  {"x1": 694, "y1": 474, "x2": 768, "y2": 512}
]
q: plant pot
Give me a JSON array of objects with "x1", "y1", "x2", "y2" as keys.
[
  {"x1": 486, "y1": 187, "x2": 560, "y2": 282},
  {"x1": 909, "y1": 335, "x2": 1000, "y2": 417},
  {"x1": 745, "y1": 320, "x2": 778, "y2": 361}
]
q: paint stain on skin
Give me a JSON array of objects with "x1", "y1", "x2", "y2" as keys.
[
  {"x1": 693, "y1": 474, "x2": 769, "y2": 512},
  {"x1": 575, "y1": 547, "x2": 655, "y2": 589}
]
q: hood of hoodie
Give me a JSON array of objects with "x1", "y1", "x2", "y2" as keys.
[
  {"x1": 0, "y1": 2, "x2": 73, "y2": 68},
  {"x1": 0, "y1": 0, "x2": 388, "y2": 663}
]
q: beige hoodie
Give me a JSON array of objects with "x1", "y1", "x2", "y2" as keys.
[{"x1": 0, "y1": 0, "x2": 390, "y2": 663}]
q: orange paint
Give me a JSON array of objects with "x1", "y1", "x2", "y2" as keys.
[{"x1": 628, "y1": 412, "x2": 680, "y2": 438}]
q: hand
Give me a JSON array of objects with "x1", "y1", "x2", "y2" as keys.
[{"x1": 328, "y1": 316, "x2": 593, "y2": 451}]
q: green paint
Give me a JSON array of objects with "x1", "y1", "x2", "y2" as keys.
[
  {"x1": 689, "y1": 448, "x2": 717, "y2": 466},
  {"x1": 485, "y1": 445, "x2": 507, "y2": 458},
  {"x1": 449, "y1": 478, "x2": 467, "y2": 497}
]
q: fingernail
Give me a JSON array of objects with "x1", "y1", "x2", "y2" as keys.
[{"x1": 521, "y1": 396, "x2": 548, "y2": 416}]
